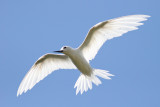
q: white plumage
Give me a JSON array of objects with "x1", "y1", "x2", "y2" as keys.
[
  {"x1": 17, "y1": 54, "x2": 76, "y2": 96},
  {"x1": 79, "y1": 15, "x2": 149, "y2": 61},
  {"x1": 17, "y1": 15, "x2": 150, "y2": 96}
]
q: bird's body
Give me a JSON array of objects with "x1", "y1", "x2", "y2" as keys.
[
  {"x1": 65, "y1": 47, "x2": 92, "y2": 76},
  {"x1": 17, "y1": 15, "x2": 150, "y2": 96}
]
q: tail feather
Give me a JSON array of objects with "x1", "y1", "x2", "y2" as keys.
[
  {"x1": 74, "y1": 69, "x2": 114, "y2": 95},
  {"x1": 94, "y1": 69, "x2": 114, "y2": 79}
]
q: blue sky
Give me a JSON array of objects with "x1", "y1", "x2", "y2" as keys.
[{"x1": 0, "y1": 0, "x2": 159, "y2": 107}]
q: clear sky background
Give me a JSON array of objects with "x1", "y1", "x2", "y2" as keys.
[{"x1": 0, "y1": 0, "x2": 159, "y2": 107}]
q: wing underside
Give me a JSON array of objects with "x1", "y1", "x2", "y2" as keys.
[
  {"x1": 17, "y1": 54, "x2": 76, "y2": 96},
  {"x1": 79, "y1": 15, "x2": 150, "y2": 61}
]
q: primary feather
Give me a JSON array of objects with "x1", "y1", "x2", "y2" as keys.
[
  {"x1": 79, "y1": 15, "x2": 150, "y2": 61},
  {"x1": 17, "y1": 54, "x2": 76, "y2": 96}
]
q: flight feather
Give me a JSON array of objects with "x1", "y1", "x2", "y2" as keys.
[{"x1": 79, "y1": 15, "x2": 150, "y2": 61}]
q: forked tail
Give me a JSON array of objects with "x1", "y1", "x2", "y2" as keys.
[{"x1": 74, "y1": 69, "x2": 114, "y2": 95}]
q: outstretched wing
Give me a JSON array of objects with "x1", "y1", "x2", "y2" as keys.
[
  {"x1": 17, "y1": 54, "x2": 76, "y2": 96},
  {"x1": 78, "y1": 15, "x2": 150, "y2": 61}
]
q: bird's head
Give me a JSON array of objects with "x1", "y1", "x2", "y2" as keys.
[{"x1": 54, "y1": 46, "x2": 73, "y2": 55}]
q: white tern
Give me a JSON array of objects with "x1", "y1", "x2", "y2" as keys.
[{"x1": 17, "y1": 15, "x2": 150, "y2": 96}]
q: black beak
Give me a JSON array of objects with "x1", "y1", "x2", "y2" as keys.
[{"x1": 54, "y1": 50, "x2": 63, "y2": 53}]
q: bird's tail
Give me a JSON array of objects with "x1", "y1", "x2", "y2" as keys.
[{"x1": 74, "y1": 69, "x2": 114, "y2": 95}]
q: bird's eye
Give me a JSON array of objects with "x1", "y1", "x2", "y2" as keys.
[{"x1": 63, "y1": 47, "x2": 66, "y2": 49}]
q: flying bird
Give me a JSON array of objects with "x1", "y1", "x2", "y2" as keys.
[{"x1": 17, "y1": 15, "x2": 150, "y2": 96}]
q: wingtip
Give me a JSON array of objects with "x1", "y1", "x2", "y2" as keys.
[
  {"x1": 17, "y1": 91, "x2": 22, "y2": 97},
  {"x1": 17, "y1": 88, "x2": 24, "y2": 97},
  {"x1": 145, "y1": 15, "x2": 151, "y2": 18},
  {"x1": 139, "y1": 14, "x2": 151, "y2": 18},
  {"x1": 76, "y1": 90, "x2": 78, "y2": 95},
  {"x1": 17, "y1": 89, "x2": 20, "y2": 97},
  {"x1": 17, "y1": 92, "x2": 20, "y2": 97},
  {"x1": 133, "y1": 14, "x2": 151, "y2": 18},
  {"x1": 140, "y1": 15, "x2": 151, "y2": 20}
]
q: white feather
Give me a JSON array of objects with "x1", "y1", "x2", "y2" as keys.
[
  {"x1": 17, "y1": 54, "x2": 76, "y2": 96},
  {"x1": 74, "y1": 69, "x2": 114, "y2": 95},
  {"x1": 17, "y1": 15, "x2": 150, "y2": 96},
  {"x1": 78, "y1": 15, "x2": 150, "y2": 61}
]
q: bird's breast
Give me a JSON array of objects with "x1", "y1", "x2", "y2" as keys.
[{"x1": 68, "y1": 51, "x2": 92, "y2": 76}]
